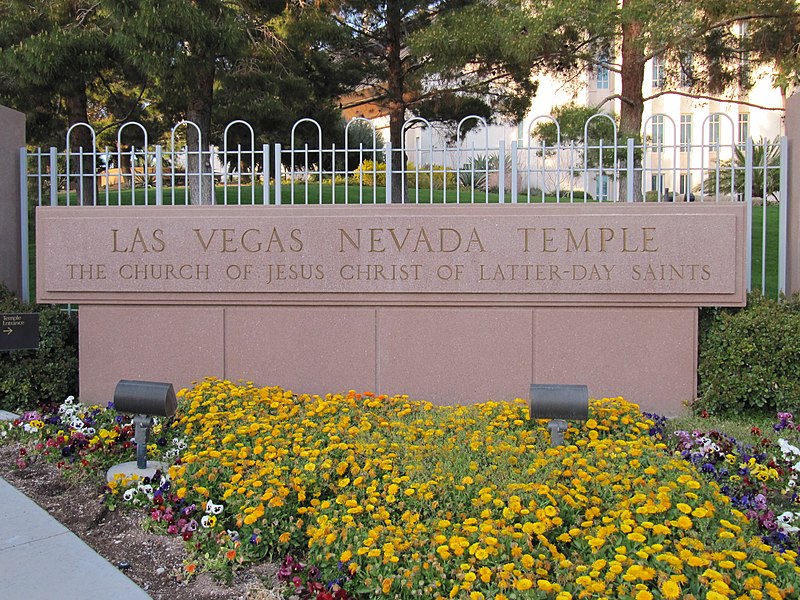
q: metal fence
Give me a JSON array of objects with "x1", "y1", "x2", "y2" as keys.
[{"x1": 20, "y1": 114, "x2": 788, "y2": 300}]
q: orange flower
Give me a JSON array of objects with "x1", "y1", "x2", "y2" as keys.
[
  {"x1": 185, "y1": 563, "x2": 197, "y2": 574},
  {"x1": 226, "y1": 550, "x2": 236, "y2": 561}
]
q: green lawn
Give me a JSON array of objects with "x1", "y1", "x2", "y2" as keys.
[
  {"x1": 750, "y1": 201, "x2": 781, "y2": 298},
  {"x1": 56, "y1": 183, "x2": 572, "y2": 205}
]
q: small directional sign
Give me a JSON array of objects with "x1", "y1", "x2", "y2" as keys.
[{"x1": 1, "y1": 313, "x2": 40, "y2": 352}]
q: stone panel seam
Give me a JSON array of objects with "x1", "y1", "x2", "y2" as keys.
[
  {"x1": 222, "y1": 307, "x2": 227, "y2": 381},
  {"x1": 374, "y1": 308, "x2": 379, "y2": 394},
  {"x1": 530, "y1": 309, "x2": 536, "y2": 385}
]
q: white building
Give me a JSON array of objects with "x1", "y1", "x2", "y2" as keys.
[{"x1": 379, "y1": 43, "x2": 786, "y2": 200}]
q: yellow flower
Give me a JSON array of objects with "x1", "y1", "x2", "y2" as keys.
[
  {"x1": 537, "y1": 579, "x2": 554, "y2": 592},
  {"x1": 381, "y1": 578, "x2": 393, "y2": 593},
  {"x1": 515, "y1": 578, "x2": 533, "y2": 591},
  {"x1": 660, "y1": 579, "x2": 681, "y2": 599}
]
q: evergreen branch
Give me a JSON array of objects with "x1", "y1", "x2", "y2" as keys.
[{"x1": 644, "y1": 89, "x2": 785, "y2": 111}]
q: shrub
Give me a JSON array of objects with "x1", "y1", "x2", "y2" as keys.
[
  {"x1": 350, "y1": 160, "x2": 386, "y2": 187},
  {"x1": 350, "y1": 160, "x2": 457, "y2": 191},
  {"x1": 0, "y1": 285, "x2": 78, "y2": 412},
  {"x1": 697, "y1": 293, "x2": 800, "y2": 415},
  {"x1": 407, "y1": 162, "x2": 456, "y2": 190}
]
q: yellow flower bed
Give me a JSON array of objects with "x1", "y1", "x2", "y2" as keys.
[{"x1": 170, "y1": 378, "x2": 799, "y2": 598}]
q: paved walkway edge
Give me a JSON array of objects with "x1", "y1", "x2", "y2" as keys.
[{"x1": 0, "y1": 475, "x2": 152, "y2": 600}]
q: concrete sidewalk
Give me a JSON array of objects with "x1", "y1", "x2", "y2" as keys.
[{"x1": 0, "y1": 475, "x2": 152, "y2": 600}]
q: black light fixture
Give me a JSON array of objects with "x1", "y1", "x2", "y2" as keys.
[
  {"x1": 529, "y1": 384, "x2": 589, "y2": 446},
  {"x1": 107, "y1": 380, "x2": 177, "y2": 481}
]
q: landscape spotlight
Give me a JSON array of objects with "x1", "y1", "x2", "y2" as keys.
[
  {"x1": 529, "y1": 384, "x2": 589, "y2": 446},
  {"x1": 106, "y1": 380, "x2": 177, "y2": 482}
]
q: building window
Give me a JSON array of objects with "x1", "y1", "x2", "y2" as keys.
[
  {"x1": 739, "y1": 23, "x2": 751, "y2": 89},
  {"x1": 596, "y1": 64, "x2": 610, "y2": 89},
  {"x1": 680, "y1": 52, "x2": 694, "y2": 87},
  {"x1": 651, "y1": 174, "x2": 664, "y2": 194},
  {"x1": 652, "y1": 56, "x2": 665, "y2": 88},
  {"x1": 596, "y1": 175, "x2": 609, "y2": 201},
  {"x1": 651, "y1": 115, "x2": 665, "y2": 149},
  {"x1": 679, "y1": 174, "x2": 688, "y2": 195},
  {"x1": 738, "y1": 113, "x2": 750, "y2": 146},
  {"x1": 680, "y1": 114, "x2": 692, "y2": 152},
  {"x1": 708, "y1": 114, "x2": 720, "y2": 146}
]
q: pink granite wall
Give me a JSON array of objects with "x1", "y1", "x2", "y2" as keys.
[
  {"x1": 38, "y1": 204, "x2": 744, "y2": 416},
  {"x1": 0, "y1": 106, "x2": 25, "y2": 297},
  {"x1": 78, "y1": 304, "x2": 696, "y2": 415}
]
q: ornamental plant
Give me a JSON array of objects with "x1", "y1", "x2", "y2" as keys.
[
  {"x1": 4, "y1": 380, "x2": 800, "y2": 599},
  {"x1": 670, "y1": 411, "x2": 800, "y2": 554},
  {"x1": 1, "y1": 395, "x2": 175, "y2": 481},
  {"x1": 698, "y1": 293, "x2": 800, "y2": 415},
  {"x1": 131, "y1": 378, "x2": 798, "y2": 598},
  {"x1": 0, "y1": 284, "x2": 78, "y2": 412}
]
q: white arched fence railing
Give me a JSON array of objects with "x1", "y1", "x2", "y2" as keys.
[
  {"x1": 65, "y1": 122, "x2": 97, "y2": 206},
  {"x1": 582, "y1": 113, "x2": 618, "y2": 202},
  {"x1": 223, "y1": 120, "x2": 257, "y2": 206},
  {"x1": 344, "y1": 117, "x2": 379, "y2": 205},
  {"x1": 21, "y1": 114, "x2": 788, "y2": 294},
  {"x1": 642, "y1": 113, "x2": 678, "y2": 202},
  {"x1": 455, "y1": 115, "x2": 490, "y2": 204},
  {"x1": 401, "y1": 116, "x2": 435, "y2": 203},
  {"x1": 116, "y1": 122, "x2": 150, "y2": 205},
  {"x1": 169, "y1": 120, "x2": 204, "y2": 205},
  {"x1": 526, "y1": 114, "x2": 562, "y2": 203},
  {"x1": 289, "y1": 118, "x2": 324, "y2": 205}
]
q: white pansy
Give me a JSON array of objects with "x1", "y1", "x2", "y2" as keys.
[
  {"x1": 776, "y1": 511, "x2": 800, "y2": 534},
  {"x1": 778, "y1": 439, "x2": 800, "y2": 457},
  {"x1": 200, "y1": 515, "x2": 215, "y2": 528}
]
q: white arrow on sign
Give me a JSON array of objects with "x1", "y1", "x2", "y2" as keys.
[{"x1": 3, "y1": 328, "x2": 11, "y2": 335}]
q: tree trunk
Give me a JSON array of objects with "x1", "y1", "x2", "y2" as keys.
[
  {"x1": 386, "y1": 0, "x2": 406, "y2": 203},
  {"x1": 388, "y1": 104, "x2": 406, "y2": 203},
  {"x1": 619, "y1": 1, "x2": 645, "y2": 202},
  {"x1": 186, "y1": 59, "x2": 215, "y2": 205},
  {"x1": 64, "y1": 88, "x2": 96, "y2": 206}
]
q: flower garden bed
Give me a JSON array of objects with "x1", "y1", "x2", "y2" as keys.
[{"x1": 2, "y1": 378, "x2": 799, "y2": 599}]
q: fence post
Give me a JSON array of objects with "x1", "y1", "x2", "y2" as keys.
[
  {"x1": 626, "y1": 138, "x2": 635, "y2": 202},
  {"x1": 263, "y1": 144, "x2": 270, "y2": 205},
  {"x1": 49, "y1": 147, "x2": 58, "y2": 206},
  {"x1": 510, "y1": 141, "x2": 518, "y2": 203},
  {"x1": 498, "y1": 139, "x2": 506, "y2": 203},
  {"x1": 274, "y1": 143, "x2": 282, "y2": 205},
  {"x1": 155, "y1": 145, "x2": 163, "y2": 206},
  {"x1": 0, "y1": 105, "x2": 25, "y2": 300},
  {"x1": 786, "y1": 94, "x2": 800, "y2": 295},
  {"x1": 744, "y1": 138, "x2": 753, "y2": 293},
  {"x1": 779, "y1": 136, "x2": 788, "y2": 295},
  {"x1": 385, "y1": 143, "x2": 392, "y2": 205}
]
